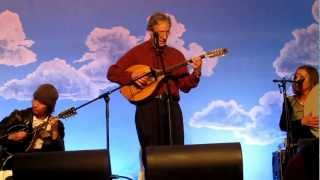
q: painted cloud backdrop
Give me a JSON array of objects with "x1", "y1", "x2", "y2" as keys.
[{"x1": 0, "y1": 1, "x2": 317, "y2": 179}]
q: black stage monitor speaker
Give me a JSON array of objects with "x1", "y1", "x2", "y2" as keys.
[
  {"x1": 145, "y1": 142, "x2": 243, "y2": 180},
  {"x1": 12, "y1": 149, "x2": 111, "y2": 180}
]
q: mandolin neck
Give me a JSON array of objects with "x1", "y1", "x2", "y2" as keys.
[{"x1": 156, "y1": 54, "x2": 207, "y2": 76}]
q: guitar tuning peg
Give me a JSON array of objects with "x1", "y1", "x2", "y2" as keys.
[{"x1": 58, "y1": 107, "x2": 77, "y2": 119}]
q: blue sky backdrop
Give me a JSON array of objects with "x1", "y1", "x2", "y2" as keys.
[{"x1": 0, "y1": 0, "x2": 318, "y2": 179}]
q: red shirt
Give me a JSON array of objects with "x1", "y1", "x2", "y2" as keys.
[{"x1": 107, "y1": 40, "x2": 200, "y2": 99}]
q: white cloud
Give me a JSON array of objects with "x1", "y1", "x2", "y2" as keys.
[
  {"x1": 273, "y1": 0, "x2": 319, "y2": 77},
  {"x1": 312, "y1": 0, "x2": 319, "y2": 23},
  {"x1": 190, "y1": 100, "x2": 254, "y2": 130},
  {"x1": 167, "y1": 14, "x2": 221, "y2": 77},
  {"x1": 0, "y1": 58, "x2": 102, "y2": 101},
  {"x1": 0, "y1": 10, "x2": 36, "y2": 67},
  {"x1": 189, "y1": 91, "x2": 285, "y2": 145},
  {"x1": 76, "y1": 26, "x2": 140, "y2": 89}
]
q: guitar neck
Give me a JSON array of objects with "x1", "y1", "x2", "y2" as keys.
[{"x1": 32, "y1": 107, "x2": 76, "y2": 131}]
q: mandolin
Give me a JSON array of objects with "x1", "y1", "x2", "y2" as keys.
[{"x1": 120, "y1": 48, "x2": 228, "y2": 103}]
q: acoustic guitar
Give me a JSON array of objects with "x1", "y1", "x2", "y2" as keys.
[{"x1": 120, "y1": 48, "x2": 228, "y2": 103}]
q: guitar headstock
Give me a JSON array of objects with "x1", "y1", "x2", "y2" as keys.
[
  {"x1": 58, "y1": 107, "x2": 77, "y2": 119},
  {"x1": 205, "y1": 48, "x2": 228, "y2": 58}
]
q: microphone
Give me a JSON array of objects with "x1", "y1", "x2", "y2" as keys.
[
  {"x1": 153, "y1": 32, "x2": 159, "y2": 48},
  {"x1": 272, "y1": 78, "x2": 304, "y2": 84},
  {"x1": 153, "y1": 32, "x2": 163, "y2": 55}
]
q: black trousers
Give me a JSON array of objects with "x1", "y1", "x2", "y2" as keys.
[
  {"x1": 135, "y1": 98, "x2": 184, "y2": 166},
  {"x1": 285, "y1": 138, "x2": 319, "y2": 180}
]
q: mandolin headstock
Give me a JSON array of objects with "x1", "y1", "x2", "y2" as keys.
[
  {"x1": 205, "y1": 48, "x2": 228, "y2": 58},
  {"x1": 58, "y1": 107, "x2": 77, "y2": 119}
]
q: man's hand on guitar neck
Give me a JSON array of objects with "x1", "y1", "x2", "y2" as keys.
[
  {"x1": 8, "y1": 131, "x2": 27, "y2": 141},
  {"x1": 191, "y1": 57, "x2": 203, "y2": 78}
]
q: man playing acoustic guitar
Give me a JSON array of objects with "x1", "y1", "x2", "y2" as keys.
[
  {"x1": 0, "y1": 83, "x2": 65, "y2": 169},
  {"x1": 107, "y1": 12, "x2": 203, "y2": 170}
]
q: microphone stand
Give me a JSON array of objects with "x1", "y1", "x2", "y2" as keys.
[
  {"x1": 60, "y1": 87, "x2": 135, "y2": 180},
  {"x1": 153, "y1": 33, "x2": 174, "y2": 145},
  {"x1": 274, "y1": 80, "x2": 294, "y2": 160},
  {"x1": 59, "y1": 56, "x2": 167, "y2": 179}
]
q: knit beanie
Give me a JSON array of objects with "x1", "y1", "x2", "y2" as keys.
[{"x1": 33, "y1": 83, "x2": 59, "y2": 109}]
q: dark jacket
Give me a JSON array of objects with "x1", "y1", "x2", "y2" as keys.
[{"x1": 0, "y1": 108, "x2": 65, "y2": 153}]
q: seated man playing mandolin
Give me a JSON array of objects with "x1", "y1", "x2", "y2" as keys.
[
  {"x1": 0, "y1": 83, "x2": 65, "y2": 169},
  {"x1": 107, "y1": 12, "x2": 203, "y2": 169}
]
